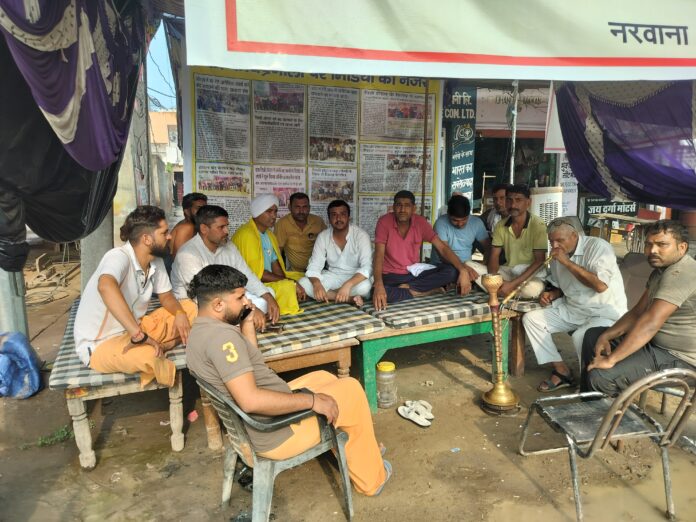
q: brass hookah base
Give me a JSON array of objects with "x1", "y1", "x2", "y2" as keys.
[
  {"x1": 481, "y1": 381, "x2": 520, "y2": 416},
  {"x1": 479, "y1": 273, "x2": 520, "y2": 416}
]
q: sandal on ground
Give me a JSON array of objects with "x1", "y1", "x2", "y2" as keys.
[
  {"x1": 397, "y1": 405, "x2": 432, "y2": 427},
  {"x1": 537, "y1": 370, "x2": 575, "y2": 393},
  {"x1": 374, "y1": 460, "x2": 392, "y2": 496},
  {"x1": 404, "y1": 400, "x2": 434, "y2": 420}
]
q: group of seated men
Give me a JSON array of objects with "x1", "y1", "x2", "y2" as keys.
[{"x1": 71, "y1": 185, "x2": 696, "y2": 497}]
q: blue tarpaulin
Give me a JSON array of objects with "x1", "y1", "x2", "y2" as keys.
[{"x1": 0, "y1": 332, "x2": 42, "y2": 399}]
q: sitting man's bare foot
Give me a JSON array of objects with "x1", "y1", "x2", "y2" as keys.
[
  {"x1": 398, "y1": 283, "x2": 410, "y2": 289},
  {"x1": 352, "y1": 295, "x2": 364, "y2": 307},
  {"x1": 409, "y1": 287, "x2": 445, "y2": 298}
]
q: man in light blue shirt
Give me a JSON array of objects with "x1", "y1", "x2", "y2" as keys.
[{"x1": 431, "y1": 195, "x2": 490, "y2": 265}]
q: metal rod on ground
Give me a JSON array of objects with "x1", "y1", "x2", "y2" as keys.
[{"x1": 508, "y1": 80, "x2": 519, "y2": 185}]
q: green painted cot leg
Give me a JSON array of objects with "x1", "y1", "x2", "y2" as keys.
[{"x1": 360, "y1": 341, "x2": 387, "y2": 413}]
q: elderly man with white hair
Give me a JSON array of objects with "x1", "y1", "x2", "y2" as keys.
[
  {"x1": 232, "y1": 194, "x2": 306, "y2": 315},
  {"x1": 523, "y1": 217, "x2": 627, "y2": 392}
]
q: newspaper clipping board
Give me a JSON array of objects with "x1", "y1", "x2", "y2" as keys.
[{"x1": 191, "y1": 69, "x2": 440, "y2": 235}]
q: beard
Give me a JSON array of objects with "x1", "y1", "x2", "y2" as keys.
[
  {"x1": 224, "y1": 305, "x2": 251, "y2": 326},
  {"x1": 151, "y1": 243, "x2": 170, "y2": 258}
]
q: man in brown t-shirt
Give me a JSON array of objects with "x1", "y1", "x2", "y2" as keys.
[
  {"x1": 186, "y1": 264, "x2": 390, "y2": 496},
  {"x1": 580, "y1": 221, "x2": 696, "y2": 394}
]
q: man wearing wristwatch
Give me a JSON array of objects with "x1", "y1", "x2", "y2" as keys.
[
  {"x1": 73, "y1": 206, "x2": 197, "y2": 387},
  {"x1": 186, "y1": 264, "x2": 391, "y2": 496}
]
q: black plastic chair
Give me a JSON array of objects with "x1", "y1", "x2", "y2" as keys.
[
  {"x1": 193, "y1": 373, "x2": 353, "y2": 522},
  {"x1": 519, "y1": 368, "x2": 696, "y2": 521}
]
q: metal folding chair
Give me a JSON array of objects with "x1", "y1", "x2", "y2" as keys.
[
  {"x1": 193, "y1": 374, "x2": 353, "y2": 522},
  {"x1": 519, "y1": 368, "x2": 696, "y2": 521}
]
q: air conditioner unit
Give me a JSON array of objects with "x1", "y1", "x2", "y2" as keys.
[{"x1": 531, "y1": 187, "x2": 563, "y2": 224}]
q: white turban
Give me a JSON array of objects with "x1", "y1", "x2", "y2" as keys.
[{"x1": 250, "y1": 194, "x2": 279, "y2": 218}]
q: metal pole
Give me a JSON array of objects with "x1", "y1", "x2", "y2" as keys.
[
  {"x1": 80, "y1": 208, "x2": 114, "y2": 291},
  {"x1": 420, "y1": 80, "x2": 429, "y2": 216},
  {"x1": 419, "y1": 80, "x2": 430, "y2": 260},
  {"x1": 0, "y1": 268, "x2": 28, "y2": 335},
  {"x1": 508, "y1": 80, "x2": 519, "y2": 185}
]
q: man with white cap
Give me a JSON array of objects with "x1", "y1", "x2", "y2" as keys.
[
  {"x1": 170, "y1": 205, "x2": 281, "y2": 327},
  {"x1": 232, "y1": 194, "x2": 305, "y2": 315}
]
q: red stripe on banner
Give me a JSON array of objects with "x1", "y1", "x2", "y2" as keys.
[
  {"x1": 226, "y1": 0, "x2": 239, "y2": 50},
  {"x1": 225, "y1": 0, "x2": 696, "y2": 67}
]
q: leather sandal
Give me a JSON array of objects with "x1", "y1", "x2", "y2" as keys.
[{"x1": 537, "y1": 369, "x2": 575, "y2": 393}]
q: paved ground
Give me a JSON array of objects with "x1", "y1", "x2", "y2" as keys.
[{"x1": 1, "y1": 240, "x2": 695, "y2": 521}]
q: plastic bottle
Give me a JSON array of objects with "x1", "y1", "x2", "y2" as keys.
[{"x1": 376, "y1": 361, "x2": 397, "y2": 409}]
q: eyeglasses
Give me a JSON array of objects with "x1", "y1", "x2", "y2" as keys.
[{"x1": 547, "y1": 217, "x2": 578, "y2": 232}]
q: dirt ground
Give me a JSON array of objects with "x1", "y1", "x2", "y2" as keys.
[{"x1": 1, "y1": 246, "x2": 695, "y2": 522}]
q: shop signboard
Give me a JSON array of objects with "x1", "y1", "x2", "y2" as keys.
[{"x1": 444, "y1": 86, "x2": 476, "y2": 201}]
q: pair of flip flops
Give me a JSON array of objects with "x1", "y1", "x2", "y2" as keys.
[
  {"x1": 537, "y1": 369, "x2": 575, "y2": 393},
  {"x1": 397, "y1": 400, "x2": 434, "y2": 427}
]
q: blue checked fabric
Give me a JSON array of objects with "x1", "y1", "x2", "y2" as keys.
[
  {"x1": 50, "y1": 298, "x2": 385, "y2": 389},
  {"x1": 257, "y1": 300, "x2": 385, "y2": 355},
  {"x1": 506, "y1": 300, "x2": 544, "y2": 313},
  {"x1": 361, "y1": 290, "x2": 495, "y2": 329},
  {"x1": 49, "y1": 299, "x2": 186, "y2": 390}
]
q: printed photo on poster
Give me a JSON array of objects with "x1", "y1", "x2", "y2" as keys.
[
  {"x1": 252, "y1": 165, "x2": 306, "y2": 217},
  {"x1": 253, "y1": 81, "x2": 306, "y2": 164},
  {"x1": 309, "y1": 167, "x2": 357, "y2": 219},
  {"x1": 196, "y1": 163, "x2": 251, "y2": 195},
  {"x1": 308, "y1": 86, "x2": 358, "y2": 166},
  {"x1": 194, "y1": 75, "x2": 251, "y2": 163},
  {"x1": 361, "y1": 90, "x2": 435, "y2": 142},
  {"x1": 360, "y1": 143, "x2": 433, "y2": 194}
]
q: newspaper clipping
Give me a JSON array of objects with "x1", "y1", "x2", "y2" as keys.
[
  {"x1": 253, "y1": 165, "x2": 306, "y2": 217},
  {"x1": 195, "y1": 75, "x2": 250, "y2": 163},
  {"x1": 358, "y1": 195, "x2": 433, "y2": 239},
  {"x1": 207, "y1": 195, "x2": 251, "y2": 231},
  {"x1": 359, "y1": 143, "x2": 433, "y2": 194},
  {"x1": 253, "y1": 82, "x2": 306, "y2": 164},
  {"x1": 308, "y1": 167, "x2": 357, "y2": 219},
  {"x1": 360, "y1": 90, "x2": 435, "y2": 142},
  {"x1": 196, "y1": 163, "x2": 251, "y2": 195},
  {"x1": 308, "y1": 86, "x2": 359, "y2": 166}
]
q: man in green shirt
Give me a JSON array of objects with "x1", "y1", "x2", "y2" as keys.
[{"x1": 487, "y1": 184, "x2": 548, "y2": 299}]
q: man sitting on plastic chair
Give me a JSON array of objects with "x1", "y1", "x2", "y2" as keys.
[
  {"x1": 581, "y1": 220, "x2": 696, "y2": 393},
  {"x1": 185, "y1": 264, "x2": 391, "y2": 497}
]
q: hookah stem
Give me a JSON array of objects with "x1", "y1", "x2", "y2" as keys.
[
  {"x1": 491, "y1": 304, "x2": 503, "y2": 383},
  {"x1": 501, "y1": 255, "x2": 554, "y2": 306}
]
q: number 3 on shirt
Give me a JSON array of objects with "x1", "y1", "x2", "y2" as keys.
[{"x1": 222, "y1": 342, "x2": 238, "y2": 363}]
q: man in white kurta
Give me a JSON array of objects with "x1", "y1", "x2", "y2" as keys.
[
  {"x1": 170, "y1": 205, "x2": 280, "y2": 325},
  {"x1": 523, "y1": 218, "x2": 627, "y2": 392},
  {"x1": 298, "y1": 200, "x2": 373, "y2": 306}
]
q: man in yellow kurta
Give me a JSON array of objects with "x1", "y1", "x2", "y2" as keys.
[{"x1": 232, "y1": 194, "x2": 305, "y2": 315}]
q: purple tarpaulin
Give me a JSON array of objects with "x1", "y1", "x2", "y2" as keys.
[
  {"x1": 556, "y1": 81, "x2": 696, "y2": 210},
  {"x1": 0, "y1": 0, "x2": 143, "y2": 171},
  {"x1": 0, "y1": 0, "x2": 146, "y2": 271}
]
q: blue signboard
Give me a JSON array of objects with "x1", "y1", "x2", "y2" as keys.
[{"x1": 444, "y1": 85, "x2": 476, "y2": 201}]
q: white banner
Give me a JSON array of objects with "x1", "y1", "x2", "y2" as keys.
[{"x1": 186, "y1": 0, "x2": 696, "y2": 81}]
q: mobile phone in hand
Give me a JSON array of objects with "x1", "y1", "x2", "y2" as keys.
[{"x1": 238, "y1": 306, "x2": 253, "y2": 322}]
